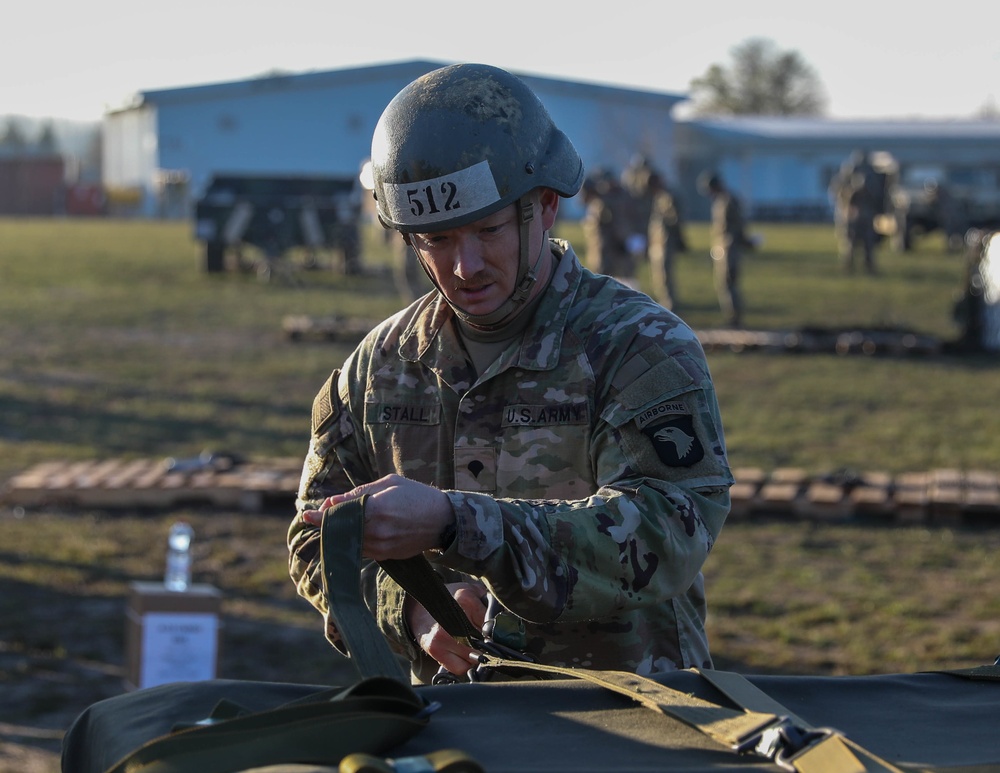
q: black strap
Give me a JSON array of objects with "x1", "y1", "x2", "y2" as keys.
[{"x1": 378, "y1": 556, "x2": 481, "y2": 643}]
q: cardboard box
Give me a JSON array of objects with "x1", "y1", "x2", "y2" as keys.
[{"x1": 125, "y1": 581, "x2": 222, "y2": 691}]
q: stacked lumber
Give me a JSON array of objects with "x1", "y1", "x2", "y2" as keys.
[
  {"x1": 1, "y1": 457, "x2": 301, "y2": 512},
  {"x1": 3, "y1": 459, "x2": 998, "y2": 523},
  {"x1": 696, "y1": 327, "x2": 941, "y2": 356},
  {"x1": 728, "y1": 467, "x2": 1000, "y2": 524}
]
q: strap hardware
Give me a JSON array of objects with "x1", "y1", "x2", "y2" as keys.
[{"x1": 738, "y1": 718, "x2": 838, "y2": 771}]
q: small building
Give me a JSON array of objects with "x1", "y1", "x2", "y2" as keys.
[
  {"x1": 676, "y1": 116, "x2": 1000, "y2": 222},
  {"x1": 0, "y1": 153, "x2": 66, "y2": 215},
  {"x1": 102, "y1": 60, "x2": 686, "y2": 219}
]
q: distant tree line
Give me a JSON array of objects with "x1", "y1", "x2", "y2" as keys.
[
  {"x1": 0, "y1": 117, "x2": 62, "y2": 154},
  {"x1": 0, "y1": 116, "x2": 102, "y2": 180}
]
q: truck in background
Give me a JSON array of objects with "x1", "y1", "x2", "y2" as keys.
[{"x1": 193, "y1": 174, "x2": 363, "y2": 281}]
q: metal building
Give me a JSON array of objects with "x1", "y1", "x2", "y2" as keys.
[
  {"x1": 102, "y1": 59, "x2": 686, "y2": 219},
  {"x1": 676, "y1": 116, "x2": 1000, "y2": 222}
]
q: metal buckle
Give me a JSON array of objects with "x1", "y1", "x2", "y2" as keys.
[{"x1": 737, "y1": 718, "x2": 838, "y2": 772}]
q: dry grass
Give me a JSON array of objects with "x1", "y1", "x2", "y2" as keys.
[{"x1": 1, "y1": 217, "x2": 998, "y2": 772}]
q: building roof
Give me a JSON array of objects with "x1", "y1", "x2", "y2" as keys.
[
  {"x1": 136, "y1": 59, "x2": 687, "y2": 110},
  {"x1": 681, "y1": 115, "x2": 1000, "y2": 145}
]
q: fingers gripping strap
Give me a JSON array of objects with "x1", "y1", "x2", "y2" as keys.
[{"x1": 321, "y1": 497, "x2": 410, "y2": 682}]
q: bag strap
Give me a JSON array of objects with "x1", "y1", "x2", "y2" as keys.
[
  {"x1": 102, "y1": 678, "x2": 433, "y2": 773},
  {"x1": 319, "y1": 496, "x2": 928, "y2": 772},
  {"x1": 321, "y1": 495, "x2": 412, "y2": 682}
]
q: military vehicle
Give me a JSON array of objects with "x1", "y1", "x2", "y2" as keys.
[
  {"x1": 884, "y1": 164, "x2": 1000, "y2": 252},
  {"x1": 193, "y1": 174, "x2": 363, "y2": 280}
]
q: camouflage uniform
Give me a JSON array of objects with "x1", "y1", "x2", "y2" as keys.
[
  {"x1": 581, "y1": 172, "x2": 636, "y2": 282},
  {"x1": 289, "y1": 239, "x2": 733, "y2": 684},
  {"x1": 647, "y1": 175, "x2": 685, "y2": 310},
  {"x1": 708, "y1": 185, "x2": 748, "y2": 327}
]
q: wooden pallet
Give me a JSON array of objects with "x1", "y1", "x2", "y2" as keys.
[
  {"x1": 1, "y1": 457, "x2": 302, "y2": 512},
  {"x1": 282, "y1": 315, "x2": 379, "y2": 342},
  {"x1": 3, "y1": 459, "x2": 998, "y2": 523},
  {"x1": 696, "y1": 327, "x2": 941, "y2": 356},
  {"x1": 725, "y1": 467, "x2": 1000, "y2": 525}
]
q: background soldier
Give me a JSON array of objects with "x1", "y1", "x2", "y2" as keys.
[
  {"x1": 581, "y1": 169, "x2": 637, "y2": 286},
  {"x1": 830, "y1": 150, "x2": 879, "y2": 274},
  {"x1": 699, "y1": 171, "x2": 748, "y2": 328},
  {"x1": 646, "y1": 170, "x2": 686, "y2": 310}
]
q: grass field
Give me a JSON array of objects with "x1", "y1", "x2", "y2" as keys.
[{"x1": 1, "y1": 217, "x2": 999, "y2": 772}]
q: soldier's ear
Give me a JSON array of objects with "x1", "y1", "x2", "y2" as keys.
[{"x1": 539, "y1": 188, "x2": 560, "y2": 230}]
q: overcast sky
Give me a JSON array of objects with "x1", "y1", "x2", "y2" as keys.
[{"x1": 4, "y1": 0, "x2": 998, "y2": 122}]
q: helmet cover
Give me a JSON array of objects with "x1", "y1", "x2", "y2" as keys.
[{"x1": 371, "y1": 63, "x2": 584, "y2": 233}]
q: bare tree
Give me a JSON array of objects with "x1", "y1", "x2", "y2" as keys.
[{"x1": 689, "y1": 38, "x2": 827, "y2": 116}]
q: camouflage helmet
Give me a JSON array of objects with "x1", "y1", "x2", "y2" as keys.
[{"x1": 370, "y1": 63, "x2": 584, "y2": 234}]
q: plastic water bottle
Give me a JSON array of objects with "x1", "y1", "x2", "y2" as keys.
[{"x1": 164, "y1": 521, "x2": 195, "y2": 591}]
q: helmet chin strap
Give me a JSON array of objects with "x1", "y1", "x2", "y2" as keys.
[{"x1": 410, "y1": 196, "x2": 540, "y2": 331}]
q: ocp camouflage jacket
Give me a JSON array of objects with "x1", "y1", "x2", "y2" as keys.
[{"x1": 289, "y1": 240, "x2": 733, "y2": 684}]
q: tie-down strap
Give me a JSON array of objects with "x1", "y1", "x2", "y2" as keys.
[
  {"x1": 474, "y1": 656, "x2": 909, "y2": 773},
  {"x1": 321, "y1": 497, "x2": 909, "y2": 773}
]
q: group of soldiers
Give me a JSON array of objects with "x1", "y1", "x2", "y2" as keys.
[
  {"x1": 580, "y1": 155, "x2": 688, "y2": 311},
  {"x1": 581, "y1": 156, "x2": 750, "y2": 328},
  {"x1": 391, "y1": 151, "x2": 749, "y2": 328}
]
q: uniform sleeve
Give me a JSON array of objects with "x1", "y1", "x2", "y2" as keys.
[{"x1": 436, "y1": 340, "x2": 732, "y2": 626}]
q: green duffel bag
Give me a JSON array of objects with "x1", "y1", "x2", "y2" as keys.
[{"x1": 61, "y1": 497, "x2": 1000, "y2": 773}]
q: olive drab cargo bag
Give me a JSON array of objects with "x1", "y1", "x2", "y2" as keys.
[{"x1": 62, "y1": 498, "x2": 1000, "y2": 773}]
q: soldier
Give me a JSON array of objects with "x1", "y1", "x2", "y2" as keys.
[
  {"x1": 830, "y1": 150, "x2": 878, "y2": 274},
  {"x1": 288, "y1": 64, "x2": 733, "y2": 684},
  {"x1": 621, "y1": 153, "x2": 657, "y2": 262},
  {"x1": 699, "y1": 171, "x2": 748, "y2": 328},
  {"x1": 646, "y1": 171, "x2": 686, "y2": 310},
  {"x1": 580, "y1": 168, "x2": 637, "y2": 286}
]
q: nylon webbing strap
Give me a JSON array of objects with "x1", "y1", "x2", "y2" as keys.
[
  {"x1": 478, "y1": 656, "x2": 907, "y2": 773},
  {"x1": 378, "y1": 556, "x2": 481, "y2": 643},
  {"x1": 476, "y1": 657, "x2": 780, "y2": 749},
  {"x1": 696, "y1": 667, "x2": 811, "y2": 727},
  {"x1": 695, "y1": 668, "x2": 910, "y2": 773},
  {"x1": 321, "y1": 496, "x2": 410, "y2": 683}
]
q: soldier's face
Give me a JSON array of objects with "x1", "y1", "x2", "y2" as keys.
[{"x1": 410, "y1": 190, "x2": 558, "y2": 317}]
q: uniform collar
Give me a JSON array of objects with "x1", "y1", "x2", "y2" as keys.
[{"x1": 397, "y1": 239, "x2": 583, "y2": 375}]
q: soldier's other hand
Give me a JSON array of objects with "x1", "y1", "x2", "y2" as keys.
[
  {"x1": 302, "y1": 474, "x2": 453, "y2": 561},
  {"x1": 406, "y1": 582, "x2": 488, "y2": 677}
]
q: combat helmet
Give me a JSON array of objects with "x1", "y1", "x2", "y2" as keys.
[{"x1": 370, "y1": 63, "x2": 584, "y2": 328}]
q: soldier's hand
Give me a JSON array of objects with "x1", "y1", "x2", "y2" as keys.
[
  {"x1": 303, "y1": 474, "x2": 454, "y2": 561},
  {"x1": 406, "y1": 582, "x2": 488, "y2": 677}
]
